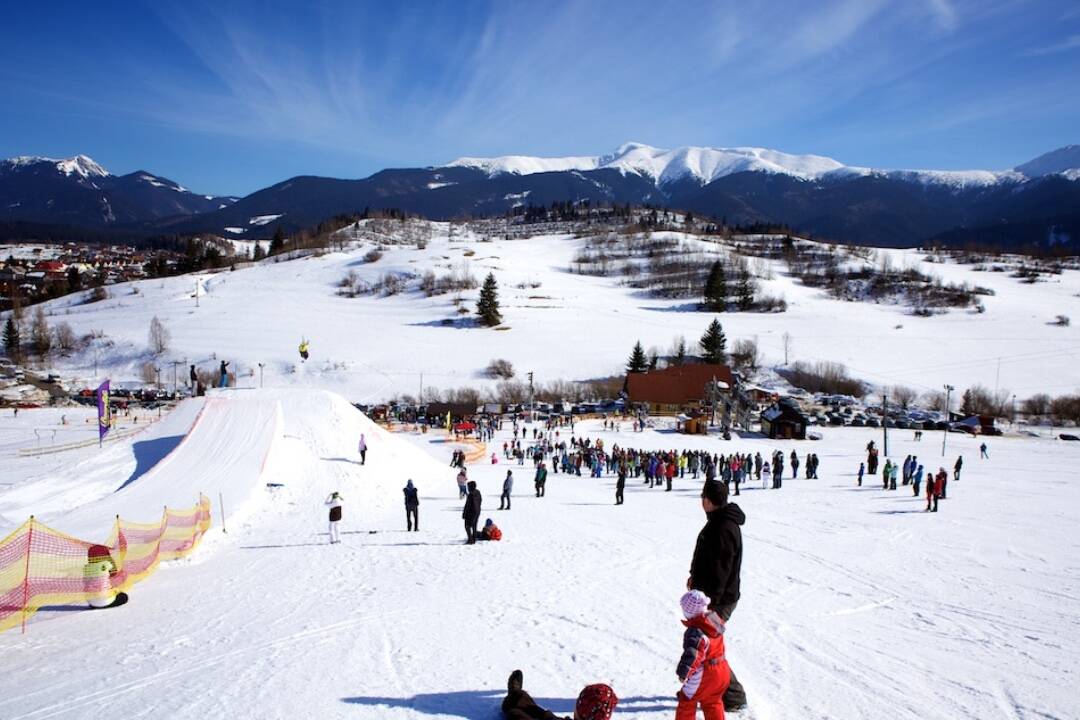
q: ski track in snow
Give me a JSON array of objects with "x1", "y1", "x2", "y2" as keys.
[{"x1": 0, "y1": 392, "x2": 1078, "y2": 719}]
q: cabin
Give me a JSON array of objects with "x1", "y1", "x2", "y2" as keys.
[{"x1": 760, "y1": 400, "x2": 810, "y2": 440}]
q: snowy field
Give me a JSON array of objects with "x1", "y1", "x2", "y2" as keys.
[
  {"x1": 16, "y1": 228, "x2": 1080, "y2": 402},
  {"x1": 1, "y1": 390, "x2": 1077, "y2": 720}
]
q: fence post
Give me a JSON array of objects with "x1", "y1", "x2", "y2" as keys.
[
  {"x1": 21, "y1": 517, "x2": 34, "y2": 634},
  {"x1": 219, "y1": 493, "x2": 227, "y2": 534}
]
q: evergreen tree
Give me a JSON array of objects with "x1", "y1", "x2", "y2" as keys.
[
  {"x1": 703, "y1": 259, "x2": 727, "y2": 312},
  {"x1": 736, "y1": 267, "x2": 755, "y2": 311},
  {"x1": 699, "y1": 319, "x2": 728, "y2": 364},
  {"x1": 269, "y1": 226, "x2": 286, "y2": 255},
  {"x1": 961, "y1": 389, "x2": 974, "y2": 416},
  {"x1": 673, "y1": 337, "x2": 687, "y2": 366},
  {"x1": 476, "y1": 273, "x2": 502, "y2": 327},
  {"x1": 253, "y1": 242, "x2": 266, "y2": 261},
  {"x1": 648, "y1": 350, "x2": 659, "y2": 370},
  {"x1": 627, "y1": 341, "x2": 648, "y2": 373},
  {"x1": 2, "y1": 316, "x2": 20, "y2": 363}
]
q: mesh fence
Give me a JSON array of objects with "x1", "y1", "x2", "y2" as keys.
[{"x1": 0, "y1": 495, "x2": 212, "y2": 634}]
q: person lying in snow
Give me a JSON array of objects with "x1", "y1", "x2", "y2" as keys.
[{"x1": 502, "y1": 669, "x2": 617, "y2": 720}]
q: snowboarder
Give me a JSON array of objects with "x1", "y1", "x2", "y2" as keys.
[
  {"x1": 358, "y1": 434, "x2": 367, "y2": 465},
  {"x1": 218, "y1": 360, "x2": 229, "y2": 388},
  {"x1": 463, "y1": 480, "x2": 481, "y2": 544},
  {"x1": 326, "y1": 492, "x2": 343, "y2": 543},
  {"x1": 298, "y1": 338, "x2": 310, "y2": 362},
  {"x1": 688, "y1": 480, "x2": 747, "y2": 711},
  {"x1": 676, "y1": 590, "x2": 731, "y2": 720},
  {"x1": 501, "y1": 670, "x2": 617, "y2": 720},
  {"x1": 500, "y1": 470, "x2": 513, "y2": 510},
  {"x1": 403, "y1": 480, "x2": 419, "y2": 531}
]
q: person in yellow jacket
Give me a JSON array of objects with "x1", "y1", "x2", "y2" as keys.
[
  {"x1": 299, "y1": 338, "x2": 310, "y2": 362},
  {"x1": 83, "y1": 545, "x2": 128, "y2": 609}
]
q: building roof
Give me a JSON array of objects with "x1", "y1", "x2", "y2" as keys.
[{"x1": 626, "y1": 364, "x2": 734, "y2": 405}]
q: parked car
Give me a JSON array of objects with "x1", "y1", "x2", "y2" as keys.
[
  {"x1": 865, "y1": 418, "x2": 880, "y2": 428},
  {"x1": 849, "y1": 417, "x2": 866, "y2": 427}
]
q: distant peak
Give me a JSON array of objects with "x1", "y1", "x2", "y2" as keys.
[
  {"x1": 2, "y1": 153, "x2": 110, "y2": 178},
  {"x1": 1014, "y1": 145, "x2": 1080, "y2": 178}
]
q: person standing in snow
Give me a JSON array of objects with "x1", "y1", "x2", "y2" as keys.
[
  {"x1": 457, "y1": 468, "x2": 469, "y2": 499},
  {"x1": 218, "y1": 360, "x2": 229, "y2": 388},
  {"x1": 688, "y1": 480, "x2": 747, "y2": 711},
  {"x1": 500, "y1": 470, "x2": 514, "y2": 510},
  {"x1": 534, "y1": 462, "x2": 547, "y2": 498},
  {"x1": 326, "y1": 492, "x2": 343, "y2": 544},
  {"x1": 857, "y1": 462, "x2": 864, "y2": 487},
  {"x1": 189, "y1": 364, "x2": 197, "y2": 393},
  {"x1": 615, "y1": 464, "x2": 626, "y2": 505},
  {"x1": 790, "y1": 451, "x2": 799, "y2": 479},
  {"x1": 912, "y1": 464, "x2": 924, "y2": 497},
  {"x1": 882, "y1": 459, "x2": 892, "y2": 490},
  {"x1": 954, "y1": 455, "x2": 963, "y2": 481},
  {"x1": 403, "y1": 479, "x2": 419, "y2": 531},
  {"x1": 463, "y1": 480, "x2": 482, "y2": 544},
  {"x1": 298, "y1": 338, "x2": 310, "y2": 362},
  {"x1": 761, "y1": 462, "x2": 771, "y2": 490},
  {"x1": 676, "y1": 590, "x2": 731, "y2": 720},
  {"x1": 501, "y1": 670, "x2": 618, "y2": 720},
  {"x1": 358, "y1": 433, "x2": 367, "y2": 465}
]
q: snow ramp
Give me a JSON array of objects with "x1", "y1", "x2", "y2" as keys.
[{"x1": 39, "y1": 393, "x2": 283, "y2": 539}]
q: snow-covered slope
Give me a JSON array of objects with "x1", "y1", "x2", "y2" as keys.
[
  {"x1": 15, "y1": 227, "x2": 1080, "y2": 402},
  {"x1": 447, "y1": 142, "x2": 1051, "y2": 188},
  {"x1": 0, "y1": 391, "x2": 1076, "y2": 719},
  {"x1": 2, "y1": 154, "x2": 110, "y2": 179}
]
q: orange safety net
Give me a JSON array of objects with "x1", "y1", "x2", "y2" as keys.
[{"x1": 0, "y1": 495, "x2": 212, "y2": 634}]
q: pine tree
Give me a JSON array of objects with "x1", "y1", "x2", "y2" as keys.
[
  {"x1": 253, "y1": 242, "x2": 266, "y2": 261},
  {"x1": 703, "y1": 259, "x2": 727, "y2": 312},
  {"x1": 627, "y1": 341, "x2": 648, "y2": 373},
  {"x1": 961, "y1": 389, "x2": 974, "y2": 416},
  {"x1": 476, "y1": 273, "x2": 502, "y2": 327},
  {"x1": 699, "y1": 319, "x2": 728, "y2": 364},
  {"x1": 3, "y1": 316, "x2": 20, "y2": 363},
  {"x1": 736, "y1": 267, "x2": 755, "y2": 311},
  {"x1": 673, "y1": 337, "x2": 687, "y2": 366},
  {"x1": 269, "y1": 226, "x2": 286, "y2": 255}
]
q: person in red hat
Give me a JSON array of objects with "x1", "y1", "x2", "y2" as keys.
[
  {"x1": 82, "y1": 545, "x2": 128, "y2": 609},
  {"x1": 501, "y1": 670, "x2": 617, "y2": 720}
]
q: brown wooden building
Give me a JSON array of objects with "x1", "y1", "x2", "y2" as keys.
[{"x1": 626, "y1": 364, "x2": 734, "y2": 415}]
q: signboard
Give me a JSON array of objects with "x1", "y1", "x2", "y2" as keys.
[{"x1": 96, "y1": 379, "x2": 112, "y2": 443}]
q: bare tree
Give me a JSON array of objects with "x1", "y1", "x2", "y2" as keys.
[
  {"x1": 149, "y1": 316, "x2": 170, "y2": 354},
  {"x1": 31, "y1": 306, "x2": 52, "y2": 359},
  {"x1": 54, "y1": 322, "x2": 77, "y2": 354},
  {"x1": 891, "y1": 385, "x2": 918, "y2": 409}
]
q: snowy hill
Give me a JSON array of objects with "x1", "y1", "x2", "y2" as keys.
[{"x1": 14, "y1": 224, "x2": 1080, "y2": 403}]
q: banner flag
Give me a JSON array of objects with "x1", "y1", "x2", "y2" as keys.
[{"x1": 96, "y1": 379, "x2": 112, "y2": 443}]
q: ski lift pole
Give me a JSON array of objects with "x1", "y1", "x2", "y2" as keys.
[{"x1": 219, "y1": 492, "x2": 227, "y2": 533}]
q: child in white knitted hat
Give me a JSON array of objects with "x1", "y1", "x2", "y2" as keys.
[{"x1": 676, "y1": 590, "x2": 731, "y2": 720}]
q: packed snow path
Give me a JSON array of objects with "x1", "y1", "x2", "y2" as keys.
[{"x1": 0, "y1": 390, "x2": 1076, "y2": 719}]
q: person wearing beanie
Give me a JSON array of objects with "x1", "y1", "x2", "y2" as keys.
[
  {"x1": 676, "y1": 590, "x2": 731, "y2": 720},
  {"x1": 403, "y1": 479, "x2": 419, "y2": 532},
  {"x1": 478, "y1": 518, "x2": 503, "y2": 541},
  {"x1": 463, "y1": 480, "x2": 482, "y2": 544},
  {"x1": 501, "y1": 670, "x2": 618, "y2": 720},
  {"x1": 325, "y1": 491, "x2": 344, "y2": 544},
  {"x1": 83, "y1": 545, "x2": 128, "y2": 608},
  {"x1": 688, "y1": 481, "x2": 747, "y2": 711}
]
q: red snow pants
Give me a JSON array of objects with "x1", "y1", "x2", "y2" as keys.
[{"x1": 676, "y1": 661, "x2": 729, "y2": 720}]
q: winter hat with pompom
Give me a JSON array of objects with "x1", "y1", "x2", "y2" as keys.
[
  {"x1": 575, "y1": 684, "x2": 618, "y2": 720},
  {"x1": 680, "y1": 589, "x2": 710, "y2": 619}
]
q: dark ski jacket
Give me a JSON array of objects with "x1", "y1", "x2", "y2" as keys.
[
  {"x1": 403, "y1": 485, "x2": 419, "y2": 509},
  {"x1": 463, "y1": 487, "x2": 482, "y2": 522},
  {"x1": 689, "y1": 504, "x2": 746, "y2": 607}
]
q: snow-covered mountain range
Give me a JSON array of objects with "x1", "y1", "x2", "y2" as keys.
[
  {"x1": 2, "y1": 143, "x2": 1078, "y2": 250},
  {"x1": 448, "y1": 141, "x2": 1053, "y2": 189}
]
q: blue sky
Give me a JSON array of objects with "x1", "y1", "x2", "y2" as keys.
[{"x1": 2, "y1": 0, "x2": 1078, "y2": 196}]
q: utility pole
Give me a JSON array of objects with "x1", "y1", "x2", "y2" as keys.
[
  {"x1": 195, "y1": 278, "x2": 199, "y2": 308},
  {"x1": 782, "y1": 332, "x2": 791, "y2": 365},
  {"x1": 527, "y1": 371, "x2": 535, "y2": 422},
  {"x1": 941, "y1": 384, "x2": 954, "y2": 457},
  {"x1": 710, "y1": 376, "x2": 717, "y2": 427},
  {"x1": 882, "y1": 392, "x2": 889, "y2": 457},
  {"x1": 419, "y1": 373, "x2": 423, "y2": 403}
]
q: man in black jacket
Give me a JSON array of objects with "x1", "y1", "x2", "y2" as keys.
[
  {"x1": 463, "y1": 480, "x2": 482, "y2": 544},
  {"x1": 688, "y1": 480, "x2": 747, "y2": 711}
]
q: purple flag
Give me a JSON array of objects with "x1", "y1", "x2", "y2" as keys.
[{"x1": 96, "y1": 379, "x2": 112, "y2": 442}]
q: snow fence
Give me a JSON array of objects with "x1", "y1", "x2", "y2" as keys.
[{"x1": 0, "y1": 495, "x2": 212, "y2": 633}]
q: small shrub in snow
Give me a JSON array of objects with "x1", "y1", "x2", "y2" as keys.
[
  {"x1": 485, "y1": 359, "x2": 515, "y2": 379},
  {"x1": 1054, "y1": 315, "x2": 1071, "y2": 327},
  {"x1": 364, "y1": 248, "x2": 383, "y2": 263}
]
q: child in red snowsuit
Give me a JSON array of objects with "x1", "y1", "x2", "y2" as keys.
[{"x1": 676, "y1": 590, "x2": 731, "y2": 720}]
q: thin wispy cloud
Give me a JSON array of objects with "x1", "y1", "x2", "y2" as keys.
[{"x1": 0, "y1": 0, "x2": 1074, "y2": 193}]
